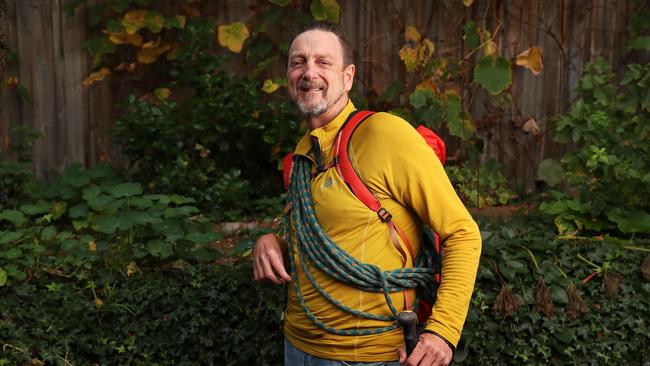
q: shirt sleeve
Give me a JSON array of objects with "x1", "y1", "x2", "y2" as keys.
[{"x1": 351, "y1": 112, "x2": 482, "y2": 346}]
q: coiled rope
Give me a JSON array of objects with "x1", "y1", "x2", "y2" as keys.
[{"x1": 285, "y1": 155, "x2": 438, "y2": 336}]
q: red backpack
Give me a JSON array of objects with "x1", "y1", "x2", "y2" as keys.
[{"x1": 283, "y1": 110, "x2": 446, "y2": 323}]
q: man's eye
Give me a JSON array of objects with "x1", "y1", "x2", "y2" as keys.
[{"x1": 291, "y1": 60, "x2": 304, "y2": 67}]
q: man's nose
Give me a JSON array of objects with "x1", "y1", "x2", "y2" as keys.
[{"x1": 302, "y1": 61, "x2": 319, "y2": 79}]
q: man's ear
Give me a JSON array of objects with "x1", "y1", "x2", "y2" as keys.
[{"x1": 343, "y1": 64, "x2": 355, "y2": 92}]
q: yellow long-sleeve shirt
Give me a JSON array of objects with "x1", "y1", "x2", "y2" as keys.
[{"x1": 284, "y1": 101, "x2": 481, "y2": 362}]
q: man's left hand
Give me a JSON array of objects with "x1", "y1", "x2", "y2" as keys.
[{"x1": 396, "y1": 332, "x2": 452, "y2": 366}]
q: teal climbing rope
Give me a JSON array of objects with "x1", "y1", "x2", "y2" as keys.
[{"x1": 285, "y1": 155, "x2": 438, "y2": 336}]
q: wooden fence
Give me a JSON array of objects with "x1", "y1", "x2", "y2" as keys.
[{"x1": 0, "y1": 0, "x2": 642, "y2": 191}]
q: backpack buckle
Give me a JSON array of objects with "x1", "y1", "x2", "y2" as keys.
[{"x1": 377, "y1": 208, "x2": 392, "y2": 223}]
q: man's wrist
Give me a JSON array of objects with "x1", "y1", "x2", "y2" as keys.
[{"x1": 420, "y1": 330, "x2": 455, "y2": 352}]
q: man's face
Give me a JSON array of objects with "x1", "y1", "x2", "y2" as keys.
[{"x1": 287, "y1": 30, "x2": 355, "y2": 119}]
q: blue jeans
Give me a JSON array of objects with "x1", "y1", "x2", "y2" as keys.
[{"x1": 284, "y1": 338, "x2": 401, "y2": 366}]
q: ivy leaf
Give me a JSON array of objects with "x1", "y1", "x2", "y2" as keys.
[
  {"x1": 5, "y1": 248, "x2": 23, "y2": 260},
  {"x1": 147, "y1": 240, "x2": 173, "y2": 259},
  {"x1": 537, "y1": 159, "x2": 564, "y2": 187},
  {"x1": 607, "y1": 209, "x2": 650, "y2": 233},
  {"x1": 409, "y1": 89, "x2": 434, "y2": 109},
  {"x1": 20, "y1": 201, "x2": 52, "y2": 215},
  {"x1": 463, "y1": 21, "x2": 481, "y2": 51},
  {"x1": 95, "y1": 216, "x2": 119, "y2": 234},
  {"x1": 311, "y1": 0, "x2": 340, "y2": 23},
  {"x1": 0, "y1": 268, "x2": 6, "y2": 286},
  {"x1": 69, "y1": 204, "x2": 89, "y2": 219},
  {"x1": 0, "y1": 210, "x2": 26, "y2": 226},
  {"x1": 516, "y1": 47, "x2": 543, "y2": 75},
  {"x1": 474, "y1": 56, "x2": 512, "y2": 95},
  {"x1": 108, "y1": 183, "x2": 143, "y2": 198},
  {"x1": 628, "y1": 36, "x2": 650, "y2": 51},
  {"x1": 217, "y1": 22, "x2": 250, "y2": 53},
  {"x1": 144, "y1": 11, "x2": 165, "y2": 33},
  {"x1": 83, "y1": 36, "x2": 117, "y2": 57},
  {"x1": 262, "y1": 79, "x2": 280, "y2": 94}
]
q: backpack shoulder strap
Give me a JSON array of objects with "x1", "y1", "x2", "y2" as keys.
[{"x1": 332, "y1": 110, "x2": 380, "y2": 212}]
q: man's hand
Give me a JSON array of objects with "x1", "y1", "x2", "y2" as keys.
[
  {"x1": 253, "y1": 233, "x2": 291, "y2": 285},
  {"x1": 396, "y1": 332, "x2": 453, "y2": 366}
]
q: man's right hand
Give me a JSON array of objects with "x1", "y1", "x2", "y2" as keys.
[{"x1": 253, "y1": 233, "x2": 291, "y2": 285}]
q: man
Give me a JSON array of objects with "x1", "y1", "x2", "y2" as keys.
[{"x1": 253, "y1": 22, "x2": 481, "y2": 366}]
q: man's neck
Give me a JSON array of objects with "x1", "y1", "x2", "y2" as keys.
[{"x1": 307, "y1": 95, "x2": 349, "y2": 130}]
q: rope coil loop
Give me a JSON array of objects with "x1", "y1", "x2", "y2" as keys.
[{"x1": 285, "y1": 156, "x2": 438, "y2": 336}]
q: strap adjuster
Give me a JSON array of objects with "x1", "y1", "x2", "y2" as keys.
[{"x1": 377, "y1": 207, "x2": 392, "y2": 223}]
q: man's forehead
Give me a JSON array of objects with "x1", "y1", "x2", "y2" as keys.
[{"x1": 288, "y1": 30, "x2": 342, "y2": 57}]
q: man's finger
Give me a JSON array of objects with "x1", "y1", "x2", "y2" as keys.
[
  {"x1": 396, "y1": 347, "x2": 406, "y2": 364},
  {"x1": 261, "y1": 256, "x2": 283, "y2": 284},
  {"x1": 269, "y1": 251, "x2": 291, "y2": 281}
]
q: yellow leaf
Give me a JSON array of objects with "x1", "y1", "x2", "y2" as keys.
[
  {"x1": 463, "y1": 0, "x2": 474, "y2": 6},
  {"x1": 106, "y1": 31, "x2": 143, "y2": 46},
  {"x1": 154, "y1": 87, "x2": 171, "y2": 100},
  {"x1": 416, "y1": 79, "x2": 437, "y2": 93},
  {"x1": 262, "y1": 79, "x2": 280, "y2": 94},
  {"x1": 95, "y1": 298, "x2": 104, "y2": 306},
  {"x1": 251, "y1": 111, "x2": 260, "y2": 119},
  {"x1": 399, "y1": 46, "x2": 417, "y2": 73},
  {"x1": 176, "y1": 15, "x2": 186, "y2": 28},
  {"x1": 88, "y1": 240, "x2": 96, "y2": 252},
  {"x1": 405, "y1": 26, "x2": 421, "y2": 43},
  {"x1": 516, "y1": 46, "x2": 543, "y2": 75},
  {"x1": 126, "y1": 261, "x2": 138, "y2": 277},
  {"x1": 122, "y1": 10, "x2": 147, "y2": 34},
  {"x1": 166, "y1": 43, "x2": 182, "y2": 60},
  {"x1": 217, "y1": 22, "x2": 250, "y2": 53},
  {"x1": 6, "y1": 76, "x2": 19, "y2": 88},
  {"x1": 137, "y1": 40, "x2": 172, "y2": 64},
  {"x1": 522, "y1": 118, "x2": 541, "y2": 135},
  {"x1": 417, "y1": 38, "x2": 435, "y2": 66},
  {"x1": 83, "y1": 67, "x2": 110, "y2": 88},
  {"x1": 485, "y1": 40, "x2": 497, "y2": 56}
]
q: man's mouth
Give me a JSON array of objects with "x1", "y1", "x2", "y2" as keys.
[{"x1": 298, "y1": 83, "x2": 325, "y2": 93}]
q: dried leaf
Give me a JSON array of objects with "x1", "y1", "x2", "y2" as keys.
[
  {"x1": 417, "y1": 38, "x2": 435, "y2": 67},
  {"x1": 566, "y1": 284, "x2": 589, "y2": 320},
  {"x1": 485, "y1": 40, "x2": 497, "y2": 56},
  {"x1": 154, "y1": 88, "x2": 171, "y2": 100},
  {"x1": 405, "y1": 26, "x2": 421, "y2": 43},
  {"x1": 83, "y1": 67, "x2": 111, "y2": 88},
  {"x1": 463, "y1": 0, "x2": 474, "y2": 6},
  {"x1": 137, "y1": 40, "x2": 172, "y2": 64},
  {"x1": 106, "y1": 31, "x2": 143, "y2": 46},
  {"x1": 642, "y1": 253, "x2": 650, "y2": 281},
  {"x1": 115, "y1": 62, "x2": 137, "y2": 72},
  {"x1": 217, "y1": 22, "x2": 250, "y2": 53},
  {"x1": 603, "y1": 271, "x2": 622, "y2": 298},
  {"x1": 6, "y1": 76, "x2": 19, "y2": 88},
  {"x1": 516, "y1": 46, "x2": 543, "y2": 76},
  {"x1": 399, "y1": 46, "x2": 417, "y2": 73},
  {"x1": 536, "y1": 278, "x2": 555, "y2": 317},
  {"x1": 122, "y1": 10, "x2": 147, "y2": 34},
  {"x1": 88, "y1": 240, "x2": 97, "y2": 252},
  {"x1": 522, "y1": 118, "x2": 541, "y2": 135},
  {"x1": 126, "y1": 261, "x2": 138, "y2": 277},
  {"x1": 95, "y1": 297, "x2": 104, "y2": 306},
  {"x1": 492, "y1": 285, "x2": 523, "y2": 318}
]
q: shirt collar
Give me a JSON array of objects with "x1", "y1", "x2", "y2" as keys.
[{"x1": 294, "y1": 100, "x2": 357, "y2": 157}]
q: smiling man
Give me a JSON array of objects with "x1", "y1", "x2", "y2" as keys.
[{"x1": 253, "y1": 23, "x2": 481, "y2": 366}]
